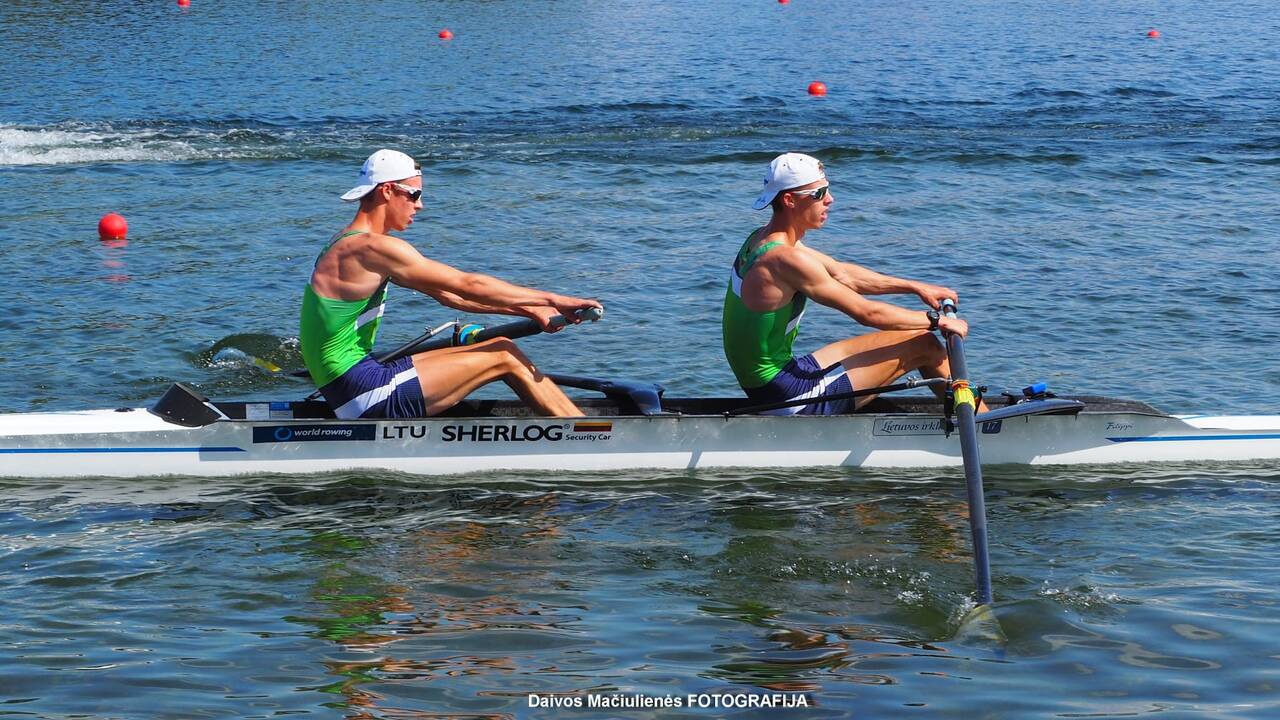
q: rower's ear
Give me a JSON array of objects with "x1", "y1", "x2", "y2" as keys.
[
  {"x1": 359, "y1": 185, "x2": 385, "y2": 211},
  {"x1": 366, "y1": 182, "x2": 394, "y2": 207}
]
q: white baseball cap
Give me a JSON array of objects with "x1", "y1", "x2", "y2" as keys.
[
  {"x1": 752, "y1": 152, "x2": 826, "y2": 210},
  {"x1": 340, "y1": 149, "x2": 422, "y2": 202}
]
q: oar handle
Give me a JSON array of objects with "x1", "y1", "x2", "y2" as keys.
[{"x1": 549, "y1": 305, "x2": 604, "y2": 329}]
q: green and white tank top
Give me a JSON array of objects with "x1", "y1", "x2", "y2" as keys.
[
  {"x1": 299, "y1": 230, "x2": 389, "y2": 387},
  {"x1": 722, "y1": 229, "x2": 806, "y2": 389}
]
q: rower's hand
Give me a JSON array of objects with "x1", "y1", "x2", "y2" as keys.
[
  {"x1": 549, "y1": 295, "x2": 603, "y2": 325},
  {"x1": 938, "y1": 316, "x2": 969, "y2": 338},
  {"x1": 522, "y1": 305, "x2": 568, "y2": 333},
  {"x1": 914, "y1": 282, "x2": 957, "y2": 310}
]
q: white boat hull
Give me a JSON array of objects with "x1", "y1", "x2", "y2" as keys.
[{"x1": 2, "y1": 398, "x2": 1278, "y2": 478}]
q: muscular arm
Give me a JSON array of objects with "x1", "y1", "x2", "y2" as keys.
[
  {"x1": 421, "y1": 289, "x2": 516, "y2": 315},
  {"x1": 366, "y1": 235, "x2": 585, "y2": 316},
  {"x1": 800, "y1": 244, "x2": 956, "y2": 309},
  {"x1": 772, "y1": 250, "x2": 934, "y2": 331},
  {"x1": 799, "y1": 244, "x2": 915, "y2": 295}
]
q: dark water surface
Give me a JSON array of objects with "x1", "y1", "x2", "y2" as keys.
[{"x1": 2, "y1": 0, "x2": 1279, "y2": 717}]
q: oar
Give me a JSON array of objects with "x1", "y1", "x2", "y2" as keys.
[
  {"x1": 940, "y1": 298, "x2": 994, "y2": 606},
  {"x1": 292, "y1": 307, "x2": 603, "y2": 401},
  {"x1": 378, "y1": 306, "x2": 604, "y2": 363},
  {"x1": 285, "y1": 307, "x2": 604, "y2": 380},
  {"x1": 374, "y1": 320, "x2": 458, "y2": 365}
]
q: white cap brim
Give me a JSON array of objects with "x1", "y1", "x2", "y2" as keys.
[
  {"x1": 340, "y1": 183, "x2": 377, "y2": 202},
  {"x1": 752, "y1": 188, "x2": 777, "y2": 211}
]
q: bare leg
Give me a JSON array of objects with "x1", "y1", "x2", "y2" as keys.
[
  {"x1": 810, "y1": 330, "x2": 988, "y2": 410},
  {"x1": 410, "y1": 337, "x2": 582, "y2": 417}
]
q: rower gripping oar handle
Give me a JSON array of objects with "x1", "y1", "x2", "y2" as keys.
[
  {"x1": 396, "y1": 306, "x2": 604, "y2": 358},
  {"x1": 551, "y1": 305, "x2": 604, "y2": 329},
  {"x1": 462, "y1": 305, "x2": 603, "y2": 344}
]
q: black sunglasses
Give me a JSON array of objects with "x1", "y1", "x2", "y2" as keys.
[
  {"x1": 788, "y1": 185, "x2": 830, "y2": 201},
  {"x1": 390, "y1": 183, "x2": 423, "y2": 202}
]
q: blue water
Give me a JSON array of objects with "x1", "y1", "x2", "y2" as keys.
[{"x1": 2, "y1": 0, "x2": 1279, "y2": 717}]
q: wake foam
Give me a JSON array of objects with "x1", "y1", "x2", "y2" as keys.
[{"x1": 0, "y1": 124, "x2": 213, "y2": 166}]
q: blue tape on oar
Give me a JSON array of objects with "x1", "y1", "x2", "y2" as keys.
[{"x1": 457, "y1": 324, "x2": 484, "y2": 345}]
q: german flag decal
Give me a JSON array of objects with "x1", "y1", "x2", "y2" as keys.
[{"x1": 573, "y1": 421, "x2": 613, "y2": 433}]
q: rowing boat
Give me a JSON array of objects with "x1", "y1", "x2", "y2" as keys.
[
  {"x1": 3, "y1": 308, "x2": 1277, "y2": 479},
  {"x1": 1, "y1": 380, "x2": 1277, "y2": 479}
]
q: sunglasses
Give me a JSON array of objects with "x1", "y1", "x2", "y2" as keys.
[
  {"x1": 390, "y1": 183, "x2": 423, "y2": 202},
  {"x1": 788, "y1": 185, "x2": 830, "y2": 201}
]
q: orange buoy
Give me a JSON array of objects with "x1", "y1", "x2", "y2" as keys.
[
  {"x1": 1146, "y1": 29, "x2": 1160, "y2": 38},
  {"x1": 808, "y1": 81, "x2": 827, "y2": 96},
  {"x1": 439, "y1": 29, "x2": 454, "y2": 40},
  {"x1": 98, "y1": 213, "x2": 128, "y2": 240}
]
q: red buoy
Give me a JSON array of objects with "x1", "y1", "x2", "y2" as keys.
[
  {"x1": 98, "y1": 213, "x2": 128, "y2": 240},
  {"x1": 1146, "y1": 29, "x2": 1160, "y2": 38},
  {"x1": 439, "y1": 29, "x2": 453, "y2": 40},
  {"x1": 177, "y1": 0, "x2": 191, "y2": 6},
  {"x1": 779, "y1": 0, "x2": 790, "y2": 4},
  {"x1": 808, "y1": 81, "x2": 827, "y2": 96}
]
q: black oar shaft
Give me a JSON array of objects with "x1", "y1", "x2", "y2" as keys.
[
  {"x1": 943, "y1": 301, "x2": 994, "y2": 606},
  {"x1": 381, "y1": 307, "x2": 603, "y2": 363},
  {"x1": 375, "y1": 320, "x2": 457, "y2": 365}
]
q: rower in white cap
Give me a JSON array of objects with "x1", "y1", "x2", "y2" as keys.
[
  {"x1": 722, "y1": 152, "x2": 982, "y2": 414},
  {"x1": 300, "y1": 149, "x2": 601, "y2": 419}
]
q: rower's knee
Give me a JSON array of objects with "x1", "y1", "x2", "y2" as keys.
[
  {"x1": 481, "y1": 338, "x2": 537, "y2": 377},
  {"x1": 910, "y1": 330, "x2": 946, "y2": 365}
]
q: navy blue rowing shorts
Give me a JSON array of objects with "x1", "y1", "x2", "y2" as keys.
[
  {"x1": 319, "y1": 354, "x2": 427, "y2": 419},
  {"x1": 743, "y1": 353, "x2": 854, "y2": 415}
]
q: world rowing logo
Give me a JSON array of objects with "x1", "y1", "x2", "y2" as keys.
[{"x1": 252, "y1": 424, "x2": 376, "y2": 444}]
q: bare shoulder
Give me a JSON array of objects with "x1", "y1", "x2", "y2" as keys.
[
  {"x1": 762, "y1": 243, "x2": 828, "y2": 278},
  {"x1": 364, "y1": 231, "x2": 412, "y2": 253},
  {"x1": 793, "y1": 241, "x2": 837, "y2": 264},
  {"x1": 363, "y1": 232, "x2": 428, "y2": 265}
]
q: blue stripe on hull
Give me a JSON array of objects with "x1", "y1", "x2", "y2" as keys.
[
  {"x1": 0, "y1": 447, "x2": 245, "y2": 454},
  {"x1": 1108, "y1": 434, "x2": 1280, "y2": 443}
]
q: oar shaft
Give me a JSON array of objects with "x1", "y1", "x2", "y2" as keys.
[
  {"x1": 942, "y1": 301, "x2": 994, "y2": 605},
  {"x1": 385, "y1": 306, "x2": 603, "y2": 361},
  {"x1": 375, "y1": 320, "x2": 457, "y2": 365}
]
